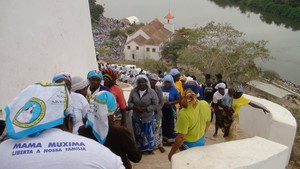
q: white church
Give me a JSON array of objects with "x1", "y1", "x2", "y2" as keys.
[{"x1": 123, "y1": 11, "x2": 175, "y2": 61}]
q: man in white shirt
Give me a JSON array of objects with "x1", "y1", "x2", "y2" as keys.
[
  {"x1": 212, "y1": 83, "x2": 226, "y2": 137},
  {"x1": 0, "y1": 82, "x2": 125, "y2": 169}
]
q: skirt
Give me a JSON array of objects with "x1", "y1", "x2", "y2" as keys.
[
  {"x1": 132, "y1": 115, "x2": 155, "y2": 151},
  {"x1": 153, "y1": 114, "x2": 163, "y2": 148}
]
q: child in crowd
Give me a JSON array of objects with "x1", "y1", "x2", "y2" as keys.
[{"x1": 222, "y1": 88, "x2": 235, "y2": 137}]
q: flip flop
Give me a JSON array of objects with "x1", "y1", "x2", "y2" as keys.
[{"x1": 158, "y1": 147, "x2": 165, "y2": 153}]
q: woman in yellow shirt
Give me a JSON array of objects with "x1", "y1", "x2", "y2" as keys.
[
  {"x1": 229, "y1": 85, "x2": 269, "y2": 140},
  {"x1": 168, "y1": 81, "x2": 211, "y2": 161}
]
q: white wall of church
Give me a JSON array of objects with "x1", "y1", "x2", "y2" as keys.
[
  {"x1": 124, "y1": 41, "x2": 141, "y2": 61},
  {"x1": 0, "y1": 0, "x2": 98, "y2": 119},
  {"x1": 143, "y1": 45, "x2": 160, "y2": 60}
]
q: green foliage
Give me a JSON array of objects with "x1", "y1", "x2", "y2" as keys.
[
  {"x1": 161, "y1": 29, "x2": 189, "y2": 66},
  {"x1": 98, "y1": 48, "x2": 110, "y2": 56},
  {"x1": 109, "y1": 29, "x2": 126, "y2": 38},
  {"x1": 102, "y1": 40, "x2": 119, "y2": 47},
  {"x1": 125, "y1": 23, "x2": 145, "y2": 35},
  {"x1": 178, "y1": 21, "x2": 271, "y2": 83},
  {"x1": 89, "y1": 0, "x2": 104, "y2": 23},
  {"x1": 261, "y1": 70, "x2": 280, "y2": 80},
  {"x1": 211, "y1": 0, "x2": 300, "y2": 30},
  {"x1": 137, "y1": 59, "x2": 169, "y2": 73}
]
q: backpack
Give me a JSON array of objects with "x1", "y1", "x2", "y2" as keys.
[{"x1": 204, "y1": 83, "x2": 214, "y2": 102}]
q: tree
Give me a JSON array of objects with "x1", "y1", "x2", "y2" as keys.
[
  {"x1": 261, "y1": 70, "x2": 280, "y2": 80},
  {"x1": 178, "y1": 21, "x2": 271, "y2": 83},
  {"x1": 137, "y1": 59, "x2": 169, "y2": 74},
  {"x1": 161, "y1": 28, "x2": 190, "y2": 67},
  {"x1": 89, "y1": 0, "x2": 104, "y2": 23},
  {"x1": 110, "y1": 29, "x2": 125, "y2": 38}
]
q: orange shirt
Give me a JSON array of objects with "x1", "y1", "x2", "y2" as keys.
[{"x1": 110, "y1": 85, "x2": 127, "y2": 109}]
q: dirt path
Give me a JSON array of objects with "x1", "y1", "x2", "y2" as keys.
[{"x1": 132, "y1": 123, "x2": 251, "y2": 169}]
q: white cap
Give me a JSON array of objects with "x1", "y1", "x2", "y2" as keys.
[
  {"x1": 71, "y1": 76, "x2": 89, "y2": 92},
  {"x1": 215, "y1": 83, "x2": 226, "y2": 89}
]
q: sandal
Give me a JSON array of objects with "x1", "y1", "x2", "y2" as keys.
[{"x1": 158, "y1": 147, "x2": 165, "y2": 153}]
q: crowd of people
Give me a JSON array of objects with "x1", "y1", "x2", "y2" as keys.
[
  {"x1": 93, "y1": 15, "x2": 130, "y2": 60},
  {"x1": 0, "y1": 64, "x2": 271, "y2": 169},
  {"x1": 279, "y1": 78, "x2": 300, "y2": 94}
]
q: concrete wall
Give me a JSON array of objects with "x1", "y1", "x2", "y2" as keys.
[
  {"x1": 172, "y1": 137, "x2": 289, "y2": 169},
  {"x1": 124, "y1": 41, "x2": 140, "y2": 61},
  {"x1": 0, "y1": 0, "x2": 98, "y2": 119},
  {"x1": 144, "y1": 45, "x2": 160, "y2": 60},
  {"x1": 172, "y1": 94, "x2": 297, "y2": 168},
  {"x1": 239, "y1": 94, "x2": 297, "y2": 165}
]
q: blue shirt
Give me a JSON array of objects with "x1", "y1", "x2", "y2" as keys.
[
  {"x1": 198, "y1": 85, "x2": 204, "y2": 100},
  {"x1": 223, "y1": 93, "x2": 232, "y2": 107},
  {"x1": 161, "y1": 86, "x2": 180, "y2": 108}
]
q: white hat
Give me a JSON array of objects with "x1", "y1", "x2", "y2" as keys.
[
  {"x1": 215, "y1": 83, "x2": 226, "y2": 89},
  {"x1": 71, "y1": 76, "x2": 89, "y2": 92}
]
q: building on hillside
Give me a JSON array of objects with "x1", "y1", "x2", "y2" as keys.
[
  {"x1": 120, "y1": 16, "x2": 140, "y2": 25},
  {"x1": 124, "y1": 11, "x2": 174, "y2": 61}
]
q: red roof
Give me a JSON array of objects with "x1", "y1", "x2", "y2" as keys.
[
  {"x1": 126, "y1": 18, "x2": 173, "y2": 46},
  {"x1": 164, "y1": 11, "x2": 174, "y2": 19}
]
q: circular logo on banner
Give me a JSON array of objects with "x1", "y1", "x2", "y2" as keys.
[{"x1": 13, "y1": 97, "x2": 46, "y2": 128}]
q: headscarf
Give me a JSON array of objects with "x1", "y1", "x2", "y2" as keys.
[
  {"x1": 133, "y1": 74, "x2": 151, "y2": 89},
  {"x1": 149, "y1": 73, "x2": 160, "y2": 81},
  {"x1": 168, "y1": 68, "x2": 180, "y2": 76},
  {"x1": 52, "y1": 72, "x2": 71, "y2": 83},
  {"x1": 5, "y1": 82, "x2": 71, "y2": 139},
  {"x1": 181, "y1": 88, "x2": 198, "y2": 109},
  {"x1": 102, "y1": 69, "x2": 118, "y2": 82},
  {"x1": 163, "y1": 75, "x2": 175, "y2": 86},
  {"x1": 215, "y1": 82, "x2": 226, "y2": 89},
  {"x1": 87, "y1": 70, "x2": 103, "y2": 79},
  {"x1": 183, "y1": 81, "x2": 200, "y2": 94},
  {"x1": 185, "y1": 76, "x2": 194, "y2": 83},
  {"x1": 86, "y1": 91, "x2": 117, "y2": 144},
  {"x1": 180, "y1": 76, "x2": 187, "y2": 82},
  {"x1": 236, "y1": 84, "x2": 244, "y2": 93},
  {"x1": 71, "y1": 76, "x2": 89, "y2": 92}
]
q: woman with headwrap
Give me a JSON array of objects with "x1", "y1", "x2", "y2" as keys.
[
  {"x1": 149, "y1": 73, "x2": 165, "y2": 153},
  {"x1": 102, "y1": 69, "x2": 127, "y2": 126},
  {"x1": 70, "y1": 76, "x2": 90, "y2": 134},
  {"x1": 1, "y1": 83, "x2": 124, "y2": 169},
  {"x1": 53, "y1": 73, "x2": 89, "y2": 134},
  {"x1": 86, "y1": 70, "x2": 110, "y2": 102},
  {"x1": 52, "y1": 72, "x2": 72, "y2": 92},
  {"x1": 79, "y1": 91, "x2": 141, "y2": 169},
  {"x1": 228, "y1": 85, "x2": 269, "y2": 140},
  {"x1": 169, "y1": 68, "x2": 183, "y2": 118},
  {"x1": 168, "y1": 81, "x2": 211, "y2": 161},
  {"x1": 127, "y1": 75, "x2": 159, "y2": 154},
  {"x1": 161, "y1": 75, "x2": 180, "y2": 144}
]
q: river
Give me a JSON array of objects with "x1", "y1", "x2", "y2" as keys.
[{"x1": 96, "y1": 0, "x2": 300, "y2": 85}]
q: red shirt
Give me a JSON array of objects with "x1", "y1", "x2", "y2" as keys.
[{"x1": 110, "y1": 85, "x2": 127, "y2": 109}]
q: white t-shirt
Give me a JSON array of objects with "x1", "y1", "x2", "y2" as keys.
[
  {"x1": 139, "y1": 90, "x2": 146, "y2": 98},
  {"x1": 120, "y1": 74, "x2": 128, "y2": 82},
  {"x1": 70, "y1": 92, "x2": 89, "y2": 134},
  {"x1": 0, "y1": 128, "x2": 125, "y2": 169},
  {"x1": 213, "y1": 91, "x2": 226, "y2": 109}
]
